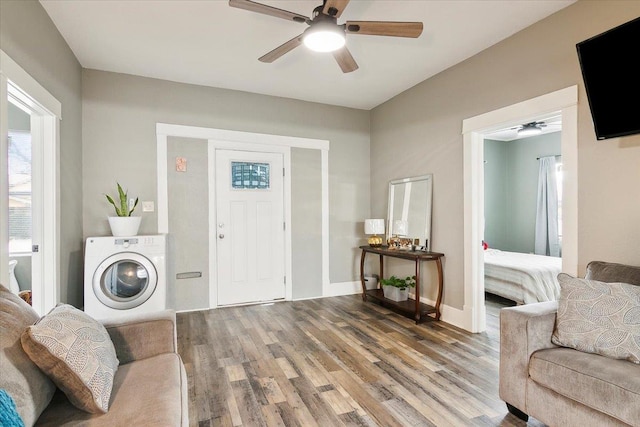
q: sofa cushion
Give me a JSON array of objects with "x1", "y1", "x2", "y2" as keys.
[
  {"x1": 21, "y1": 304, "x2": 119, "y2": 414},
  {"x1": 585, "y1": 261, "x2": 640, "y2": 286},
  {"x1": 530, "y1": 347, "x2": 640, "y2": 426},
  {"x1": 0, "y1": 284, "x2": 56, "y2": 426},
  {"x1": 552, "y1": 273, "x2": 640, "y2": 364},
  {"x1": 35, "y1": 353, "x2": 187, "y2": 426}
]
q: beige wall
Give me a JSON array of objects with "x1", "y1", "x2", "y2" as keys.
[
  {"x1": 371, "y1": 1, "x2": 640, "y2": 309},
  {"x1": 82, "y1": 70, "x2": 370, "y2": 295},
  {"x1": 1, "y1": 0, "x2": 84, "y2": 307},
  {"x1": 291, "y1": 148, "x2": 323, "y2": 299},
  {"x1": 166, "y1": 137, "x2": 210, "y2": 311}
]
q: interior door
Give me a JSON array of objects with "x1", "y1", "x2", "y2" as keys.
[{"x1": 215, "y1": 150, "x2": 285, "y2": 306}]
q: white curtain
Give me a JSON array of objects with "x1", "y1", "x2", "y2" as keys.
[{"x1": 534, "y1": 156, "x2": 560, "y2": 257}]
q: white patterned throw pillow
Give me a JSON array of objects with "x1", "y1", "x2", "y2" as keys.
[
  {"x1": 21, "y1": 304, "x2": 119, "y2": 413},
  {"x1": 552, "y1": 273, "x2": 640, "y2": 364}
]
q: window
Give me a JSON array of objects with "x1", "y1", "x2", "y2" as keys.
[
  {"x1": 231, "y1": 162, "x2": 270, "y2": 189},
  {"x1": 8, "y1": 130, "x2": 32, "y2": 253}
]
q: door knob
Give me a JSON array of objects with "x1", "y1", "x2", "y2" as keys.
[{"x1": 219, "y1": 234, "x2": 225, "y2": 239}]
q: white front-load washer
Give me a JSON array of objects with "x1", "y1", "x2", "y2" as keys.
[{"x1": 84, "y1": 234, "x2": 167, "y2": 320}]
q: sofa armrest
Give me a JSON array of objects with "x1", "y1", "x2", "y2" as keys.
[
  {"x1": 102, "y1": 310, "x2": 178, "y2": 365},
  {"x1": 499, "y1": 301, "x2": 559, "y2": 413}
]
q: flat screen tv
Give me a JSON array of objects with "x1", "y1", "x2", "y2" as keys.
[{"x1": 576, "y1": 17, "x2": 640, "y2": 140}]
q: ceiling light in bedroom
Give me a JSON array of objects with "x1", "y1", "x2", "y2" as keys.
[{"x1": 518, "y1": 122, "x2": 544, "y2": 137}]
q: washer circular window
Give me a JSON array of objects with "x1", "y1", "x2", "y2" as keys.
[{"x1": 93, "y1": 252, "x2": 158, "y2": 310}]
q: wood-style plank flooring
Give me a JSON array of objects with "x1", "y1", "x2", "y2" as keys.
[{"x1": 176, "y1": 293, "x2": 545, "y2": 427}]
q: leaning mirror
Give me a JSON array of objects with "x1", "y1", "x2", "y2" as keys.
[{"x1": 387, "y1": 174, "x2": 433, "y2": 250}]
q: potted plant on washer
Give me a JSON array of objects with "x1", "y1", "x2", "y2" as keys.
[
  {"x1": 380, "y1": 275, "x2": 416, "y2": 302},
  {"x1": 105, "y1": 183, "x2": 140, "y2": 237}
]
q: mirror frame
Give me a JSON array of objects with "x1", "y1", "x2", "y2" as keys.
[{"x1": 387, "y1": 174, "x2": 433, "y2": 250}]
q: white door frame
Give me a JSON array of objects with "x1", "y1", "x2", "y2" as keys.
[
  {"x1": 462, "y1": 86, "x2": 578, "y2": 333},
  {"x1": 156, "y1": 123, "x2": 329, "y2": 309},
  {"x1": 1, "y1": 50, "x2": 61, "y2": 315}
]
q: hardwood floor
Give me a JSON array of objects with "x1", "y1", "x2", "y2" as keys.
[{"x1": 176, "y1": 294, "x2": 545, "y2": 427}]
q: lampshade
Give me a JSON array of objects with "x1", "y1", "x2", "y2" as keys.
[
  {"x1": 393, "y1": 219, "x2": 408, "y2": 236},
  {"x1": 364, "y1": 219, "x2": 385, "y2": 235},
  {"x1": 303, "y1": 23, "x2": 346, "y2": 52}
]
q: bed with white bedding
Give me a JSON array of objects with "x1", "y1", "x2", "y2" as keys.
[{"x1": 483, "y1": 249, "x2": 561, "y2": 304}]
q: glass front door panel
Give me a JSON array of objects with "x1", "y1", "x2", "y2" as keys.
[{"x1": 231, "y1": 162, "x2": 270, "y2": 189}]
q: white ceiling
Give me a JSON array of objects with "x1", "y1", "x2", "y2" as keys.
[{"x1": 40, "y1": 0, "x2": 575, "y2": 110}]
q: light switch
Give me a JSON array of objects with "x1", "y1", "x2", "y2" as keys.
[{"x1": 142, "y1": 201, "x2": 155, "y2": 212}]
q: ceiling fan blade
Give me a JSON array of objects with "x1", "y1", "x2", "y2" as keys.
[
  {"x1": 229, "y1": 0, "x2": 309, "y2": 24},
  {"x1": 332, "y1": 47, "x2": 359, "y2": 73},
  {"x1": 258, "y1": 34, "x2": 304, "y2": 63},
  {"x1": 323, "y1": 0, "x2": 350, "y2": 18},
  {"x1": 345, "y1": 21, "x2": 423, "y2": 38}
]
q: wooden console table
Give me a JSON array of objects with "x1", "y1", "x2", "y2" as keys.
[{"x1": 359, "y1": 245, "x2": 444, "y2": 324}]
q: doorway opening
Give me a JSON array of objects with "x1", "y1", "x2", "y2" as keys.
[
  {"x1": 462, "y1": 86, "x2": 578, "y2": 332},
  {"x1": 1, "y1": 50, "x2": 61, "y2": 315},
  {"x1": 482, "y1": 114, "x2": 563, "y2": 312}
]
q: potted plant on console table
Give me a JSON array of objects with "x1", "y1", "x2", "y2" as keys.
[
  {"x1": 105, "y1": 182, "x2": 140, "y2": 237},
  {"x1": 380, "y1": 275, "x2": 416, "y2": 302}
]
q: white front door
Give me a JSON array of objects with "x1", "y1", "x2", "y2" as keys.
[{"x1": 215, "y1": 150, "x2": 285, "y2": 306}]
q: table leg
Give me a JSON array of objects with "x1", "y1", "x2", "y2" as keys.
[
  {"x1": 379, "y1": 254, "x2": 384, "y2": 285},
  {"x1": 415, "y1": 260, "x2": 421, "y2": 323},
  {"x1": 435, "y1": 257, "x2": 444, "y2": 320},
  {"x1": 360, "y1": 250, "x2": 367, "y2": 301}
]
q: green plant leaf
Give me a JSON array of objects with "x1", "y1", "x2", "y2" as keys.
[
  {"x1": 380, "y1": 275, "x2": 414, "y2": 289},
  {"x1": 105, "y1": 194, "x2": 122, "y2": 216},
  {"x1": 117, "y1": 183, "x2": 129, "y2": 217},
  {"x1": 128, "y1": 197, "x2": 139, "y2": 216}
]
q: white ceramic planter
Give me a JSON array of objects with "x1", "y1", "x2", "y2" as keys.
[
  {"x1": 364, "y1": 275, "x2": 378, "y2": 290},
  {"x1": 108, "y1": 216, "x2": 142, "y2": 237},
  {"x1": 382, "y1": 285, "x2": 409, "y2": 302}
]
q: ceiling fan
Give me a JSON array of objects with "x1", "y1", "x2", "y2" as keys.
[
  {"x1": 514, "y1": 121, "x2": 548, "y2": 137},
  {"x1": 229, "y1": 0, "x2": 424, "y2": 73}
]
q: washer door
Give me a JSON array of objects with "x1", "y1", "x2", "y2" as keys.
[{"x1": 93, "y1": 252, "x2": 158, "y2": 310}]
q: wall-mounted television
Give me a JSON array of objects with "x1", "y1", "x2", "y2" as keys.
[{"x1": 576, "y1": 17, "x2": 640, "y2": 140}]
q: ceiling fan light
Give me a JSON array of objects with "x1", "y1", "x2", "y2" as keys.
[
  {"x1": 517, "y1": 123, "x2": 543, "y2": 137},
  {"x1": 303, "y1": 26, "x2": 345, "y2": 52}
]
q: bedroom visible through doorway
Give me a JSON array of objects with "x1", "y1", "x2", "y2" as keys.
[{"x1": 482, "y1": 115, "x2": 563, "y2": 306}]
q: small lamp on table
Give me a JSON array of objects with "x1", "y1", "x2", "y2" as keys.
[{"x1": 364, "y1": 219, "x2": 385, "y2": 247}]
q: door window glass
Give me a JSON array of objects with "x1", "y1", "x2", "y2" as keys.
[
  {"x1": 8, "y1": 130, "x2": 32, "y2": 254},
  {"x1": 231, "y1": 162, "x2": 270, "y2": 189},
  {"x1": 101, "y1": 260, "x2": 149, "y2": 300}
]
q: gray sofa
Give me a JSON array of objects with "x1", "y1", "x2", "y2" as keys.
[
  {"x1": 499, "y1": 261, "x2": 640, "y2": 426},
  {"x1": 0, "y1": 284, "x2": 188, "y2": 426}
]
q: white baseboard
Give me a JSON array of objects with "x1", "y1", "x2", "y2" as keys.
[
  {"x1": 322, "y1": 280, "x2": 362, "y2": 297},
  {"x1": 175, "y1": 306, "x2": 210, "y2": 314},
  {"x1": 438, "y1": 304, "x2": 466, "y2": 329},
  {"x1": 407, "y1": 292, "x2": 466, "y2": 329}
]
